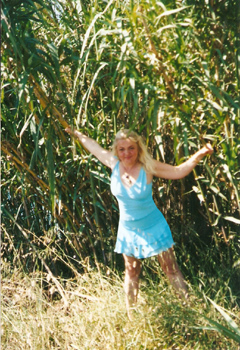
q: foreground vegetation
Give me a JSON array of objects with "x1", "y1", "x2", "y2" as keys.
[{"x1": 2, "y1": 260, "x2": 240, "y2": 350}]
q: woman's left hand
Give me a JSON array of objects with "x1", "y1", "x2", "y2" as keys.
[{"x1": 201, "y1": 143, "x2": 214, "y2": 156}]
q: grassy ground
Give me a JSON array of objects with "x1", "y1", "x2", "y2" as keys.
[{"x1": 1, "y1": 261, "x2": 240, "y2": 350}]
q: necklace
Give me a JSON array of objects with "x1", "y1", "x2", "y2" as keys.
[
  {"x1": 125, "y1": 174, "x2": 132, "y2": 184},
  {"x1": 122, "y1": 163, "x2": 137, "y2": 185}
]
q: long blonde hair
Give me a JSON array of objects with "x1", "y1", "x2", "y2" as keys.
[{"x1": 112, "y1": 129, "x2": 155, "y2": 173}]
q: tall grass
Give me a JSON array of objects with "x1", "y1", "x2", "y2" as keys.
[{"x1": 2, "y1": 260, "x2": 240, "y2": 350}]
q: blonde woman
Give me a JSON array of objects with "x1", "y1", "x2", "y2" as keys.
[{"x1": 65, "y1": 127, "x2": 213, "y2": 317}]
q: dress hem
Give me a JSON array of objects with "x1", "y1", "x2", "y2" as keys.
[{"x1": 114, "y1": 243, "x2": 175, "y2": 260}]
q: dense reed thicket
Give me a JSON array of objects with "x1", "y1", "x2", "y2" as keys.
[{"x1": 1, "y1": 0, "x2": 240, "y2": 325}]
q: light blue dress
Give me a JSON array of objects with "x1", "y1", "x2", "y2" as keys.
[{"x1": 110, "y1": 161, "x2": 174, "y2": 259}]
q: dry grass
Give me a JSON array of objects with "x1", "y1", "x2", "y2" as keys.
[{"x1": 1, "y1": 261, "x2": 239, "y2": 350}]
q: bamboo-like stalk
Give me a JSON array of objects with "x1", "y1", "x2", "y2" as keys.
[
  {"x1": 1, "y1": 142, "x2": 81, "y2": 229},
  {"x1": 139, "y1": 6, "x2": 175, "y2": 95},
  {"x1": 29, "y1": 75, "x2": 69, "y2": 129},
  {"x1": 2, "y1": 142, "x2": 49, "y2": 192}
]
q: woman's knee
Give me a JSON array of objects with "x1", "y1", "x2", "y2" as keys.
[
  {"x1": 123, "y1": 255, "x2": 141, "y2": 278},
  {"x1": 158, "y1": 248, "x2": 179, "y2": 275}
]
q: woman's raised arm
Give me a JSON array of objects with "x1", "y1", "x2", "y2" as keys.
[
  {"x1": 152, "y1": 144, "x2": 214, "y2": 180},
  {"x1": 65, "y1": 127, "x2": 116, "y2": 169}
]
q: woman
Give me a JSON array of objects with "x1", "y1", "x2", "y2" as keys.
[{"x1": 65, "y1": 127, "x2": 213, "y2": 317}]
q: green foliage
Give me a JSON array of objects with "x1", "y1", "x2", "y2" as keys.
[
  {"x1": 196, "y1": 297, "x2": 240, "y2": 344},
  {"x1": 1, "y1": 0, "x2": 240, "y2": 311}
]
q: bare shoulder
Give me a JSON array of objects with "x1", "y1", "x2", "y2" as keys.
[
  {"x1": 110, "y1": 156, "x2": 118, "y2": 170},
  {"x1": 91, "y1": 147, "x2": 117, "y2": 170},
  {"x1": 146, "y1": 171, "x2": 153, "y2": 184}
]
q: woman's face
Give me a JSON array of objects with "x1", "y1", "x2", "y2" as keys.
[{"x1": 116, "y1": 138, "x2": 139, "y2": 165}]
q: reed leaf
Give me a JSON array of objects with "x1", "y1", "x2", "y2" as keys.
[
  {"x1": 46, "y1": 135, "x2": 55, "y2": 216},
  {"x1": 192, "y1": 297, "x2": 240, "y2": 344}
]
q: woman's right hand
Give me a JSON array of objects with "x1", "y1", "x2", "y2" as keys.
[{"x1": 65, "y1": 127, "x2": 76, "y2": 136}]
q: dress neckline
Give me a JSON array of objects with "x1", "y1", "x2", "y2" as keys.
[{"x1": 118, "y1": 161, "x2": 142, "y2": 190}]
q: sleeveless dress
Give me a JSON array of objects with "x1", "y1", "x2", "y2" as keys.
[{"x1": 110, "y1": 161, "x2": 174, "y2": 259}]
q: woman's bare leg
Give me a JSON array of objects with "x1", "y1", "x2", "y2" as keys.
[
  {"x1": 123, "y1": 254, "x2": 142, "y2": 317},
  {"x1": 158, "y1": 247, "x2": 188, "y2": 299}
]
